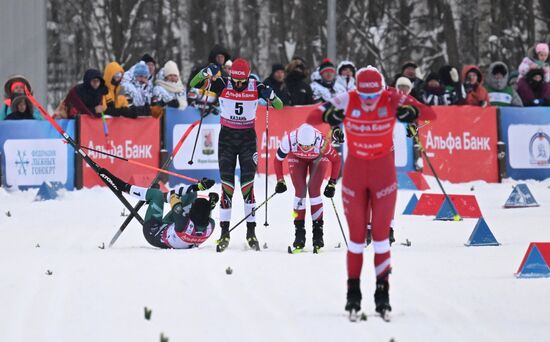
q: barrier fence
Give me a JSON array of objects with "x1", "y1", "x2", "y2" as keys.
[{"x1": 1, "y1": 105, "x2": 550, "y2": 189}]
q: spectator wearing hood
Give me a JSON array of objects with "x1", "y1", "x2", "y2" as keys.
[
  {"x1": 461, "y1": 65, "x2": 489, "y2": 107},
  {"x1": 391, "y1": 61, "x2": 424, "y2": 101},
  {"x1": 263, "y1": 63, "x2": 291, "y2": 105},
  {"x1": 5, "y1": 95, "x2": 34, "y2": 120},
  {"x1": 284, "y1": 56, "x2": 314, "y2": 106},
  {"x1": 518, "y1": 43, "x2": 550, "y2": 83},
  {"x1": 336, "y1": 60, "x2": 356, "y2": 91},
  {"x1": 153, "y1": 60, "x2": 187, "y2": 110},
  {"x1": 438, "y1": 65, "x2": 466, "y2": 105},
  {"x1": 102, "y1": 61, "x2": 136, "y2": 118},
  {"x1": 311, "y1": 58, "x2": 347, "y2": 103},
  {"x1": 122, "y1": 53, "x2": 157, "y2": 90},
  {"x1": 484, "y1": 62, "x2": 523, "y2": 106},
  {"x1": 54, "y1": 69, "x2": 108, "y2": 118},
  {"x1": 1, "y1": 75, "x2": 42, "y2": 120},
  {"x1": 187, "y1": 44, "x2": 231, "y2": 98},
  {"x1": 517, "y1": 68, "x2": 550, "y2": 106},
  {"x1": 122, "y1": 61, "x2": 154, "y2": 116},
  {"x1": 421, "y1": 72, "x2": 448, "y2": 105}
]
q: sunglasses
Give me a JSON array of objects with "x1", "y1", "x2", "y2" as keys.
[
  {"x1": 298, "y1": 143, "x2": 314, "y2": 151},
  {"x1": 359, "y1": 92, "x2": 381, "y2": 100},
  {"x1": 232, "y1": 78, "x2": 247, "y2": 83}
]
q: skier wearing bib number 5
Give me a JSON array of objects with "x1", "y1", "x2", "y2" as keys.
[
  {"x1": 312, "y1": 66, "x2": 436, "y2": 320},
  {"x1": 190, "y1": 58, "x2": 283, "y2": 252}
]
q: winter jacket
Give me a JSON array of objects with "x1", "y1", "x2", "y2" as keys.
[
  {"x1": 1, "y1": 75, "x2": 42, "y2": 120},
  {"x1": 103, "y1": 62, "x2": 129, "y2": 109},
  {"x1": 461, "y1": 65, "x2": 490, "y2": 107},
  {"x1": 187, "y1": 45, "x2": 231, "y2": 97},
  {"x1": 421, "y1": 72, "x2": 449, "y2": 105},
  {"x1": 310, "y1": 71, "x2": 347, "y2": 103},
  {"x1": 5, "y1": 95, "x2": 34, "y2": 120},
  {"x1": 55, "y1": 69, "x2": 108, "y2": 118},
  {"x1": 484, "y1": 62, "x2": 523, "y2": 106},
  {"x1": 122, "y1": 71, "x2": 153, "y2": 108},
  {"x1": 284, "y1": 59, "x2": 314, "y2": 106},
  {"x1": 517, "y1": 68, "x2": 550, "y2": 106},
  {"x1": 518, "y1": 47, "x2": 550, "y2": 83},
  {"x1": 438, "y1": 65, "x2": 466, "y2": 105},
  {"x1": 123, "y1": 63, "x2": 154, "y2": 91},
  {"x1": 335, "y1": 60, "x2": 356, "y2": 91},
  {"x1": 153, "y1": 62, "x2": 187, "y2": 110},
  {"x1": 263, "y1": 76, "x2": 291, "y2": 105}
]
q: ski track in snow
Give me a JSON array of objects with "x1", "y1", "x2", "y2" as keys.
[{"x1": 1, "y1": 176, "x2": 550, "y2": 341}]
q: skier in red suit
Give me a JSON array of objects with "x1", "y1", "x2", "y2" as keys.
[
  {"x1": 273, "y1": 123, "x2": 342, "y2": 252},
  {"x1": 311, "y1": 66, "x2": 436, "y2": 319}
]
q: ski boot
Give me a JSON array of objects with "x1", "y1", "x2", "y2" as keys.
[
  {"x1": 288, "y1": 220, "x2": 306, "y2": 254},
  {"x1": 246, "y1": 222, "x2": 260, "y2": 251},
  {"x1": 345, "y1": 278, "x2": 362, "y2": 321},
  {"x1": 312, "y1": 220, "x2": 324, "y2": 254},
  {"x1": 374, "y1": 277, "x2": 392, "y2": 321},
  {"x1": 216, "y1": 221, "x2": 230, "y2": 252},
  {"x1": 389, "y1": 227, "x2": 395, "y2": 246}
]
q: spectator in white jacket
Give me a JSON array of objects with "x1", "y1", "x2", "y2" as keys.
[
  {"x1": 122, "y1": 61, "x2": 153, "y2": 115},
  {"x1": 153, "y1": 60, "x2": 187, "y2": 110},
  {"x1": 336, "y1": 60, "x2": 356, "y2": 91},
  {"x1": 518, "y1": 43, "x2": 550, "y2": 83},
  {"x1": 311, "y1": 58, "x2": 346, "y2": 103}
]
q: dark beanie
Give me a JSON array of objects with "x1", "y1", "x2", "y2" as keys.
[
  {"x1": 271, "y1": 63, "x2": 285, "y2": 73},
  {"x1": 141, "y1": 53, "x2": 156, "y2": 65},
  {"x1": 190, "y1": 198, "x2": 211, "y2": 227}
]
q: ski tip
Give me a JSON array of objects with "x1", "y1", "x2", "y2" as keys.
[{"x1": 287, "y1": 246, "x2": 293, "y2": 254}]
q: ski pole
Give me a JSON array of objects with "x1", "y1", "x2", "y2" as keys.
[
  {"x1": 24, "y1": 89, "x2": 145, "y2": 225},
  {"x1": 330, "y1": 197, "x2": 348, "y2": 248},
  {"x1": 109, "y1": 118, "x2": 201, "y2": 247},
  {"x1": 230, "y1": 192, "x2": 277, "y2": 234},
  {"x1": 188, "y1": 82, "x2": 212, "y2": 165},
  {"x1": 75, "y1": 145, "x2": 199, "y2": 182},
  {"x1": 408, "y1": 124, "x2": 461, "y2": 221},
  {"x1": 264, "y1": 102, "x2": 270, "y2": 227},
  {"x1": 100, "y1": 112, "x2": 109, "y2": 137}
]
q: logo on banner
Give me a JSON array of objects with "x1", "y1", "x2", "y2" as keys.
[
  {"x1": 529, "y1": 130, "x2": 550, "y2": 166},
  {"x1": 16, "y1": 150, "x2": 30, "y2": 175},
  {"x1": 202, "y1": 129, "x2": 215, "y2": 155},
  {"x1": 4, "y1": 139, "x2": 68, "y2": 186}
]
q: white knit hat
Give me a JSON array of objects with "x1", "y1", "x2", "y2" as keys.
[
  {"x1": 164, "y1": 60, "x2": 180, "y2": 77},
  {"x1": 396, "y1": 76, "x2": 412, "y2": 90}
]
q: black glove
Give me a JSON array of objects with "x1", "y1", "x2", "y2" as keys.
[
  {"x1": 323, "y1": 179, "x2": 337, "y2": 198},
  {"x1": 196, "y1": 177, "x2": 215, "y2": 191},
  {"x1": 396, "y1": 105, "x2": 418, "y2": 123},
  {"x1": 331, "y1": 127, "x2": 344, "y2": 144},
  {"x1": 167, "y1": 99, "x2": 180, "y2": 108},
  {"x1": 208, "y1": 192, "x2": 219, "y2": 209},
  {"x1": 464, "y1": 83, "x2": 475, "y2": 94},
  {"x1": 323, "y1": 106, "x2": 345, "y2": 126},
  {"x1": 275, "y1": 180, "x2": 287, "y2": 194}
]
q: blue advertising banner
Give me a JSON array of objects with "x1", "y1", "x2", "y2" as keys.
[
  {"x1": 165, "y1": 107, "x2": 222, "y2": 186},
  {"x1": 500, "y1": 107, "x2": 550, "y2": 180},
  {"x1": 0, "y1": 119, "x2": 75, "y2": 189}
]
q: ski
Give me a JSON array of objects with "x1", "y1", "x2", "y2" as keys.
[
  {"x1": 348, "y1": 310, "x2": 367, "y2": 322},
  {"x1": 287, "y1": 246, "x2": 304, "y2": 254}
]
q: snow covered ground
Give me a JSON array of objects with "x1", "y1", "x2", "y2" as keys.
[{"x1": 1, "y1": 176, "x2": 550, "y2": 342}]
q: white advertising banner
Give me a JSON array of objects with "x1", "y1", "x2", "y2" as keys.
[
  {"x1": 508, "y1": 124, "x2": 550, "y2": 169},
  {"x1": 173, "y1": 124, "x2": 221, "y2": 170},
  {"x1": 3, "y1": 139, "x2": 68, "y2": 186}
]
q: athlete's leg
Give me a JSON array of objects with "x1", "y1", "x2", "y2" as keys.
[
  {"x1": 288, "y1": 157, "x2": 308, "y2": 248},
  {"x1": 218, "y1": 127, "x2": 238, "y2": 231}
]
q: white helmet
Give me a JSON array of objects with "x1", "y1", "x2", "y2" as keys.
[{"x1": 297, "y1": 124, "x2": 317, "y2": 147}]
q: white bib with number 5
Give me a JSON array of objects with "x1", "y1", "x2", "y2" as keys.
[{"x1": 219, "y1": 79, "x2": 259, "y2": 129}]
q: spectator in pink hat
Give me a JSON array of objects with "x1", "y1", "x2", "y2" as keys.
[{"x1": 518, "y1": 43, "x2": 550, "y2": 83}]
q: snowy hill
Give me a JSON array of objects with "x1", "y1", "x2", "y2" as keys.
[{"x1": 1, "y1": 176, "x2": 550, "y2": 341}]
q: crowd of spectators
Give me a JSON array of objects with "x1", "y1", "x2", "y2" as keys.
[{"x1": 4, "y1": 42, "x2": 550, "y2": 121}]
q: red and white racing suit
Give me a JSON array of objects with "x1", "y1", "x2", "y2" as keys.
[
  {"x1": 321, "y1": 87, "x2": 436, "y2": 280},
  {"x1": 274, "y1": 127, "x2": 341, "y2": 221}
]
